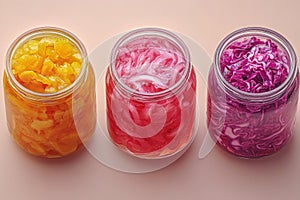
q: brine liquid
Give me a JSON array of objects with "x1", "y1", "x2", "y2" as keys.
[{"x1": 106, "y1": 36, "x2": 196, "y2": 158}]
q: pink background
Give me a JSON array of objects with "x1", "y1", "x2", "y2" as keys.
[{"x1": 1, "y1": 0, "x2": 300, "y2": 199}]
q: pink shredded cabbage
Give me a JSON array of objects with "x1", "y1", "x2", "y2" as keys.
[
  {"x1": 106, "y1": 36, "x2": 196, "y2": 156},
  {"x1": 208, "y1": 36, "x2": 299, "y2": 158},
  {"x1": 221, "y1": 37, "x2": 290, "y2": 93}
]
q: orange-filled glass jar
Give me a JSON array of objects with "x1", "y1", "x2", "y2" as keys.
[{"x1": 3, "y1": 27, "x2": 96, "y2": 158}]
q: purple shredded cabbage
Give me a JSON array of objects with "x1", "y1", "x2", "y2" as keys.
[
  {"x1": 221, "y1": 37, "x2": 290, "y2": 93},
  {"x1": 207, "y1": 36, "x2": 299, "y2": 158}
]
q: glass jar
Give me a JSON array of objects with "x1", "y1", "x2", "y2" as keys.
[
  {"x1": 106, "y1": 28, "x2": 196, "y2": 159},
  {"x1": 207, "y1": 27, "x2": 299, "y2": 158},
  {"x1": 3, "y1": 27, "x2": 96, "y2": 158}
]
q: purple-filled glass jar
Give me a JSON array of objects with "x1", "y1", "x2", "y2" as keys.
[{"x1": 207, "y1": 27, "x2": 299, "y2": 158}]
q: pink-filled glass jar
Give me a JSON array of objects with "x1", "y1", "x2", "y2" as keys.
[
  {"x1": 207, "y1": 27, "x2": 299, "y2": 158},
  {"x1": 106, "y1": 28, "x2": 196, "y2": 159}
]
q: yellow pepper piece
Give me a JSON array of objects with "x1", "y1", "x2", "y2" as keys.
[{"x1": 12, "y1": 35, "x2": 82, "y2": 93}]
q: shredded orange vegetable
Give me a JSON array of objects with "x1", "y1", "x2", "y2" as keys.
[
  {"x1": 12, "y1": 37, "x2": 82, "y2": 93},
  {"x1": 4, "y1": 35, "x2": 96, "y2": 158}
]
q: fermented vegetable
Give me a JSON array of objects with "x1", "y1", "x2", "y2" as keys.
[
  {"x1": 207, "y1": 28, "x2": 299, "y2": 158},
  {"x1": 4, "y1": 28, "x2": 96, "y2": 158}
]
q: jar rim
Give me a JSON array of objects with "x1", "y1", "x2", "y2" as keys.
[
  {"x1": 5, "y1": 26, "x2": 88, "y2": 100},
  {"x1": 109, "y1": 27, "x2": 192, "y2": 99},
  {"x1": 213, "y1": 27, "x2": 298, "y2": 102}
]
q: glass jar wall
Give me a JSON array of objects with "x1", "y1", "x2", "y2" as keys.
[
  {"x1": 207, "y1": 27, "x2": 299, "y2": 158},
  {"x1": 106, "y1": 28, "x2": 197, "y2": 159},
  {"x1": 3, "y1": 27, "x2": 96, "y2": 158}
]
